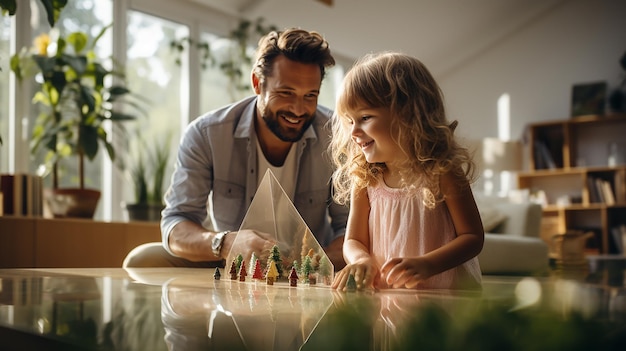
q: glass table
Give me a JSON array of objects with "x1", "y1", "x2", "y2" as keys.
[{"x1": 0, "y1": 267, "x2": 625, "y2": 351}]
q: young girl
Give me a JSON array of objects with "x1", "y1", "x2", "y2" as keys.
[{"x1": 330, "y1": 52, "x2": 484, "y2": 291}]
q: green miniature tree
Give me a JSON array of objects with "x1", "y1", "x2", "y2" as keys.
[
  {"x1": 318, "y1": 256, "x2": 332, "y2": 285},
  {"x1": 292, "y1": 260, "x2": 300, "y2": 276},
  {"x1": 346, "y1": 273, "x2": 357, "y2": 292},
  {"x1": 213, "y1": 267, "x2": 221, "y2": 280},
  {"x1": 269, "y1": 245, "x2": 283, "y2": 278},
  {"x1": 235, "y1": 253, "x2": 243, "y2": 272},
  {"x1": 302, "y1": 255, "x2": 313, "y2": 282}
]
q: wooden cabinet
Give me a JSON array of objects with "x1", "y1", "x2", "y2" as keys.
[
  {"x1": 518, "y1": 114, "x2": 626, "y2": 257},
  {"x1": 0, "y1": 217, "x2": 160, "y2": 268}
]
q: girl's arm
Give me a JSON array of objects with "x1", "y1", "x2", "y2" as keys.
[
  {"x1": 331, "y1": 186, "x2": 378, "y2": 290},
  {"x1": 380, "y1": 171, "x2": 484, "y2": 288}
]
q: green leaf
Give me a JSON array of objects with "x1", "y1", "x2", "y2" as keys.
[
  {"x1": 10, "y1": 53, "x2": 21, "y2": 80},
  {"x1": 0, "y1": 0, "x2": 17, "y2": 16},
  {"x1": 78, "y1": 84, "x2": 96, "y2": 114},
  {"x1": 67, "y1": 31, "x2": 88, "y2": 53},
  {"x1": 107, "y1": 111, "x2": 137, "y2": 122},
  {"x1": 39, "y1": 0, "x2": 68, "y2": 27},
  {"x1": 62, "y1": 54, "x2": 87, "y2": 76},
  {"x1": 80, "y1": 124, "x2": 99, "y2": 160}
]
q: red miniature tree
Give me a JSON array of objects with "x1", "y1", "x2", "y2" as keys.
[
  {"x1": 252, "y1": 258, "x2": 264, "y2": 280},
  {"x1": 289, "y1": 266, "x2": 299, "y2": 287},
  {"x1": 239, "y1": 260, "x2": 247, "y2": 282},
  {"x1": 229, "y1": 260, "x2": 238, "y2": 280}
]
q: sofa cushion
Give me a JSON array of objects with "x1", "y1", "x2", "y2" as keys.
[{"x1": 478, "y1": 203, "x2": 507, "y2": 232}]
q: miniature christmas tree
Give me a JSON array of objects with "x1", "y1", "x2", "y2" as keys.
[
  {"x1": 235, "y1": 253, "x2": 244, "y2": 272},
  {"x1": 229, "y1": 260, "x2": 238, "y2": 280},
  {"x1": 252, "y1": 258, "x2": 264, "y2": 280},
  {"x1": 289, "y1": 266, "x2": 299, "y2": 287},
  {"x1": 269, "y1": 245, "x2": 283, "y2": 278},
  {"x1": 213, "y1": 267, "x2": 221, "y2": 280},
  {"x1": 248, "y1": 252, "x2": 258, "y2": 276},
  {"x1": 302, "y1": 255, "x2": 313, "y2": 284},
  {"x1": 238, "y1": 260, "x2": 247, "y2": 282},
  {"x1": 266, "y1": 259, "x2": 279, "y2": 285},
  {"x1": 346, "y1": 273, "x2": 357, "y2": 292},
  {"x1": 318, "y1": 256, "x2": 332, "y2": 285},
  {"x1": 292, "y1": 260, "x2": 300, "y2": 276}
]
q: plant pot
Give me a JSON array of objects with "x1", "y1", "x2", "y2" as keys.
[
  {"x1": 124, "y1": 203, "x2": 164, "y2": 222},
  {"x1": 45, "y1": 188, "x2": 101, "y2": 219}
]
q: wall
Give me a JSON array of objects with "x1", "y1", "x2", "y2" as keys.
[{"x1": 440, "y1": 0, "x2": 626, "y2": 147}]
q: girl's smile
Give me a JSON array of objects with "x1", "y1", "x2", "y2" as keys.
[{"x1": 347, "y1": 107, "x2": 402, "y2": 164}]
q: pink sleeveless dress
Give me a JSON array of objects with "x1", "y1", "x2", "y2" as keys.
[{"x1": 367, "y1": 181, "x2": 482, "y2": 290}]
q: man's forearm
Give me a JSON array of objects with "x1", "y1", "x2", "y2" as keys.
[{"x1": 168, "y1": 221, "x2": 221, "y2": 262}]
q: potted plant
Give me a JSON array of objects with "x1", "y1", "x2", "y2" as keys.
[
  {"x1": 122, "y1": 134, "x2": 171, "y2": 222},
  {"x1": 11, "y1": 26, "x2": 142, "y2": 218}
]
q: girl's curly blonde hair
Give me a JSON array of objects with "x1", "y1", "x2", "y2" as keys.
[{"x1": 329, "y1": 52, "x2": 476, "y2": 205}]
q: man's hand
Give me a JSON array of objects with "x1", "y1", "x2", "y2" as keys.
[{"x1": 222, "y1": 229, "x2": 276, "y2": 263}]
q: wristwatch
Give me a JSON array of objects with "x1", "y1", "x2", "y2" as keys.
[{"x1": 211, "y1": 231, "x2": 230, "y2": 258}]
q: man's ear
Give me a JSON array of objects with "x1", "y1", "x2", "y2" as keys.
[{"x1": 251, "y1": 72, "x2": 261, "y2": 94}]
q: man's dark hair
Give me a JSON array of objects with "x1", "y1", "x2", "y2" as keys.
[{"x1": 253, "y1": 28, "x2": 335, "y2": 86}]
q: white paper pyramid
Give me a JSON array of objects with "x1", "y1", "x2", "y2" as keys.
[{"x1": 224, "y1": 169, "x2": 334, "y2": 284}]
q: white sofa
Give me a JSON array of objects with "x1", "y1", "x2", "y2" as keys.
[{"x1": 475, "y1": 197, "x2": 549, "y2": 275}]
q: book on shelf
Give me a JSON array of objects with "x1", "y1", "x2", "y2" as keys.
[
  {"x1": 533, "y1": 141, "x2": 556, "y2": 169},
  {"x1": 587, "y1": 176, "x2": 600, "y2": 203},
  {"x1": 615, "y1": 169, "x2": 626, "y2": 204},
  {"x1": 600, "y1": 179, "x2": 616, "y2": 205},
  {"x1": 594, "y1": 178, "x2": 606, "y2": 203},
  {"x1": 0, "y1": 173, "x2": 43, "y2": 217}
]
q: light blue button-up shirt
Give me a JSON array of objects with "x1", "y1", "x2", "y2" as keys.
[{"x1": 161, "y1": 96, "x2": 348, "y2": 256}]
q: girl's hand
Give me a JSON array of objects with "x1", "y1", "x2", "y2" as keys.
[
  {"x1": 331, "y1": 258, "x2": 378, "y2": 291},
  {"x1": 379, "y1": 257, "x2": 434, "y2": 289}
]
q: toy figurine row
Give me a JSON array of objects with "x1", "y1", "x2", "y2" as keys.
[{"x1": 214, "y1": 244, "x2": 334, "y2": 287}]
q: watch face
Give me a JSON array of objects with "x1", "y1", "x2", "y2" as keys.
[{"x1": 212, "y1": 236, "x2": 220, "y2": 250}]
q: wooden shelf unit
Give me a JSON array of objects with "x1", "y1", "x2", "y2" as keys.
[{"x1": 518, "y1": 113, "x2": 626, "y2": 256}]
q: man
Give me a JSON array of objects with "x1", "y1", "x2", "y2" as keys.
[{"x1": 123, "y1": 28, "x2": 347, "y2": 269}]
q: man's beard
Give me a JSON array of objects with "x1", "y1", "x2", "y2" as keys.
[{"x1": 263, "y1": 110, "x2": 314, "y2": 142}]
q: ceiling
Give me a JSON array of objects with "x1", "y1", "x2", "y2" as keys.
[{"x1": 189, "y1": 0, "x2": 567, "y2": 77}]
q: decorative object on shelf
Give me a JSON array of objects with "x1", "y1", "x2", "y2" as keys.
[
  {"x1": 570, "y1": 81, "x2": 607, "y2": 117},
  {"x1": 607, "y1": 141, "x2": 625, "y2": 167},
  {"x1": 11, "y1": 26, "x2": 144, "y2": 219},
  {"x1": 552, "y1": 231, "x2": 594, "y2": 267}
]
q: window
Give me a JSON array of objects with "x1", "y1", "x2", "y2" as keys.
[
  {"x1": 3, "y1": 0, "x2": 345, "y2": 221},
  {"x1": 0, "y1": 15, "x2": 10, "y2": 172}
]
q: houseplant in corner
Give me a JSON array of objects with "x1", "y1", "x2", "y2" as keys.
[
  {"x1": 11, "y1": 26, "x2": 142, "y2": 218},
  {"x1": 122, "y1": 133, "x2": 171, "y2": 222}
]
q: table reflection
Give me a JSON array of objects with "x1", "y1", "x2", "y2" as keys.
[
  {"x1": 0, "y1": 268, "x2": 625, "y2": 351},
  {"x1": 162, "y1": 277, "x2": 334, "y2": 350}
]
